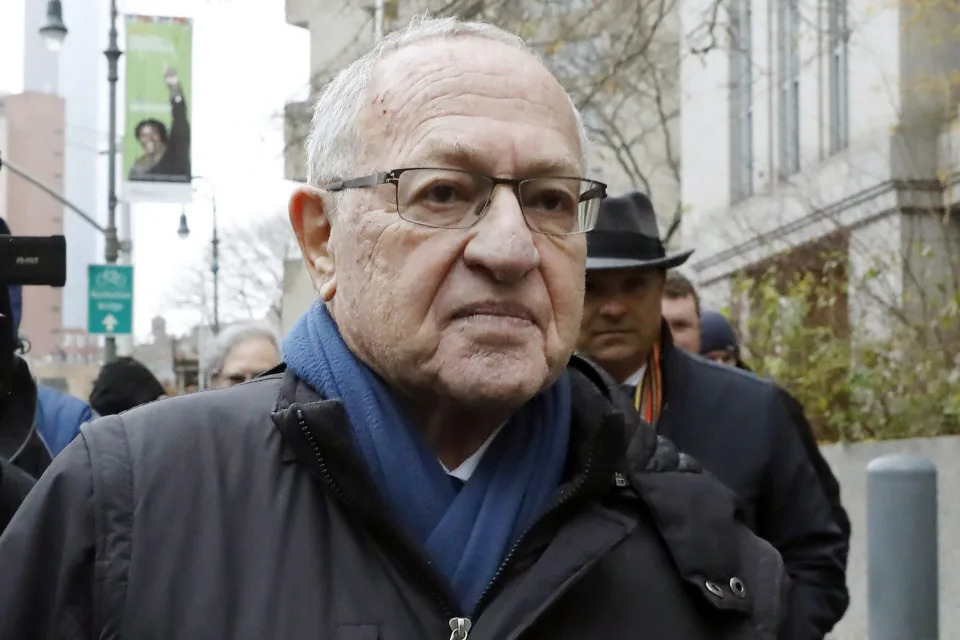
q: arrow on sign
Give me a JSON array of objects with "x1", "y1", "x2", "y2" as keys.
[{"x1": 102, "y1": 314, "x2": 119, "y2": 332}]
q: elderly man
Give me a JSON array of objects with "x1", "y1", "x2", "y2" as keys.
[
  {"x1": 578, "y1": 192, "x2": 850, "y2": 640},
  {"x1": 0, "y1": 18, "x2": 787, "y2": 639},
  {"x1": 206, "y1": 322, "x2": 282, "y2": 388}
]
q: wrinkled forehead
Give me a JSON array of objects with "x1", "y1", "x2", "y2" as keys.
[{"x1": 362, "y1": 37, "x2": 582, "y2": 175}]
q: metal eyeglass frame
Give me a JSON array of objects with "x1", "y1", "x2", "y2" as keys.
[{"x1": 325, "y1": 167, "x2": 608, "y2": 235}]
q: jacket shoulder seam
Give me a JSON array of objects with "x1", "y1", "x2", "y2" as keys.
[{"x1": 81, "y1": 416, "x2": 135, "y2": 636}]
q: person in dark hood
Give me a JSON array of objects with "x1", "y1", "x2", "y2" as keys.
[
  {"x1": 0, "y1": 219, "x2": 52, "y2": 480},
  {"x1": 8, "y1": 285, "x2": 98, "y2": 456},
  {"x1": 89, "y1": 357, "x2": 167, "y2": 416},
  {"x1": 577, "y1": 192, "x2": 850, "y2": 640},
  {"x1": 2, "y1": 219, "x2": 98, "y2": 456},
  {"x1": 0, "y1": 274, "x2": 51, "y2": 533},
  {"x1": 700, "y1": 310, "x2": 748, "y2": 369}
]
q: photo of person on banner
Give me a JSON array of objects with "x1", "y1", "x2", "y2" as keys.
[
  {"x1": 129, "y1": 67, "x2": 191, "y2": 181},
  {"x1": 123, "y1": 15, "x2": 193, "y2": 203}
]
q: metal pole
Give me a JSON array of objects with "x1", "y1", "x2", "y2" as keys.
[
  {"x1": 0, "y1": 153, "x2": 106, "y2": 233},
  {"x1": 116, "y1": 201, "x2": 134, "y2": 356},
  {"x1": 374, "y1": 0, "x2": 384, "y2": 41},
  {"x1": 211, "y1": 195, "x2": 220, "y2": 335},
  {"x1": 867, "y1": 454, "x2": 939, "y2": 640},
  {"x1": 192, "y1": 177, "x2": 220, "y2": 335},
  {"x1": 103, "y1": 0, "x2": 122, "y2": 363}
]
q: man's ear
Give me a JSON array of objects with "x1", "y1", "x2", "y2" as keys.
[{"x1": 289, "y1": 185, "x2": 337, "y2": 298}]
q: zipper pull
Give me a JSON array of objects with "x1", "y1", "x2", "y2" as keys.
[{"x1": 448, "y1": 617, "x2": 472, "y2": 640}]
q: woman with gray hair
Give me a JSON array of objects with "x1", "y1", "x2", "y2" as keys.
[{"x1": 206, "y1": 323, "x2": 281, "y2": 388}]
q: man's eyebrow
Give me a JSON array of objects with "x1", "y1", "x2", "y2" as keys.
[{"x1": 414, "y1": 144, "x2": 580, "y2": 177}]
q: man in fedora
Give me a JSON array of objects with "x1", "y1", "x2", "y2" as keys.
[{"x1": 577, "y1": 192, "x2": 850, "y2": 640}]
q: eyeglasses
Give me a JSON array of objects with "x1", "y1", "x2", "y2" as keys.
[
  {"x1": 218, "y1": 371, "x2": 266, "y2": 386},
  {"x1": 326, "y1": 167, "x2": 607, "y2": 236}
]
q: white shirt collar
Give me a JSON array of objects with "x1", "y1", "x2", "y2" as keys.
[
  {"x1": 441, "y1": 423, "x2": 506, "y2": 482},
  {"x1": 624, "y1": 364, "x2": 647, "y2": 387}
]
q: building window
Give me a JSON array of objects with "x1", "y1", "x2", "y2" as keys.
[
  {"x1": 778, "y1": 0, "x2": 800, "y2": 176},
  {"x1": 730, "y1": 0, "x2": 754, "y2": 201},
  {"x1": 828, "y1": 0, "x2": 849, "y2": 152}
]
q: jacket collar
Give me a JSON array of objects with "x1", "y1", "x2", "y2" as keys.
[
  {"x1": 269, "y1": 355, "x2": 648, "y2": 617},
  {"x1": 269, "y1": 356, "x2": 758, "y2": 620},
  {"x1": 271, "y1": 355, "x2": 649, "y2": 501}
]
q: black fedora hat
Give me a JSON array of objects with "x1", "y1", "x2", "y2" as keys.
[{"x1": 586, "y1": 191, "x2": 693, "y2": 270}]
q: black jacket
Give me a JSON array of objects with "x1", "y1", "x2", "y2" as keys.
[
  {"x1": 0, "y1": 357, "x2": 788, "y2": 639},
  {"x1": 777, "y1": 389, "x2": 851, "y2": 546},
  {"x1": 732, "y1": 362, "x2": 850, "y2": 546},
  {"x1": 0, "y1": 457, "x2": 34, "y2": 534},
  {"x1": 0, "y1": 356, "x2": 50, "y2": 534},
  {"x1": 627, "y1": 335, "x2": 849, "y2": 639},
  {"x1": 0, "y1": 357, "x2": 50, "y2": 479}
]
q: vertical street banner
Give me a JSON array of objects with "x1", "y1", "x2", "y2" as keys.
[{"x1": 123, "y1": 15, "x2": 193, "y2": 203}]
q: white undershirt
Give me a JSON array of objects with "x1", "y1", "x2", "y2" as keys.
[
  {"x1": 624, "y1": 364, "x2": 648, "y2": 388},
  {"x1": 440, "y1": 423, "x2": 507, "y2": 482}
]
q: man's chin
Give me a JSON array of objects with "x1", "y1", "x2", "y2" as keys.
[
  {"x1": 439, "y1": 353, "x2": 553, "y2": 410},
  {"x1": 586, "y1": 341, "x2": 638, "y2": 364}
]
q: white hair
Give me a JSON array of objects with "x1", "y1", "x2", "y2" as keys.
[
  {"x1": 305, "y1": 15, "x2": 589, "y2": 192},
  {"x1": 204, "y1": 322, "x2": 281, "y2": 380}
]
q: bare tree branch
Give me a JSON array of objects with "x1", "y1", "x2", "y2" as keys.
[{"x1": 164, "y1": 213, "x2": 299, "y2": 327}]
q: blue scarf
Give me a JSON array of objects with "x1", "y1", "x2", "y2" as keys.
[{"x1": 283, "y1": 302, "x2": 571, "y2": 613}]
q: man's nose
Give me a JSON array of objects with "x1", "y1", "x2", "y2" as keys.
[
  {"x1": 598, "y1": 296, "x2": 628, "y2": 319},
  {"x1": 462, "y1": 185, "x2": 539, "y2": 283}
]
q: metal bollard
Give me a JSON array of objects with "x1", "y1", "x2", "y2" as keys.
[{"x1": 867, "y1": 454, "x2": 938, "y2": 640}]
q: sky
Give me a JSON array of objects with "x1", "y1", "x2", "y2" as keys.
[{"x1": 1, "y1": 0, "x2": 310, "y2": 339}]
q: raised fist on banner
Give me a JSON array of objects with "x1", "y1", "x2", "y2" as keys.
[{"x1": 164, "y1": 67, "x2": 182, "y2": 95}]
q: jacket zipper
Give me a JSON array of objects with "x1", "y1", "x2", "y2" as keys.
[
  {"x1": 473, "y1": 431, "x2": 600, "y2": 615},
  {"x1": 448, "y1": 617, "x2": 472, "y2": 640},
  {"x1": 295, "y1": 408, "x2": 464, "y2": 633},
  {"x1": 298, "y1": 407, "x2": 604, "y2": 637}
]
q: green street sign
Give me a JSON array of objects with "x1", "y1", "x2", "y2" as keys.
[{"x1": 88, "y1": 264, "x2": 134, "y2": 335}]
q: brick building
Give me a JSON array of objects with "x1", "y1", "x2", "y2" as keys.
[{"x1": 0, "y1": 91, "x2": 66, "y2": 359}]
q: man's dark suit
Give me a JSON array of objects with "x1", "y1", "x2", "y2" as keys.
[{"x1": 622, "y1": 330, "x2": 850, "y2": 640}]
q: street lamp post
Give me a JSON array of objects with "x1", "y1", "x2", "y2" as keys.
[
  {"x1": 180, "y1": 177, "x2": 220, "y2": 336},
  {"x1": 41, "y1": 0, "x2": 123, "y2": 364},
  {"x1": 38, "y1": 0, "x2": 68, "y2": 50},
  {"x1": 374, "y1": 0, "x2": 385, "y2": 41}
]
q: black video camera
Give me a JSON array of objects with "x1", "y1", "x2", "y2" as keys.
[{"x1": 0, "y1": 235, "x2": 67, "y2": 287}]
